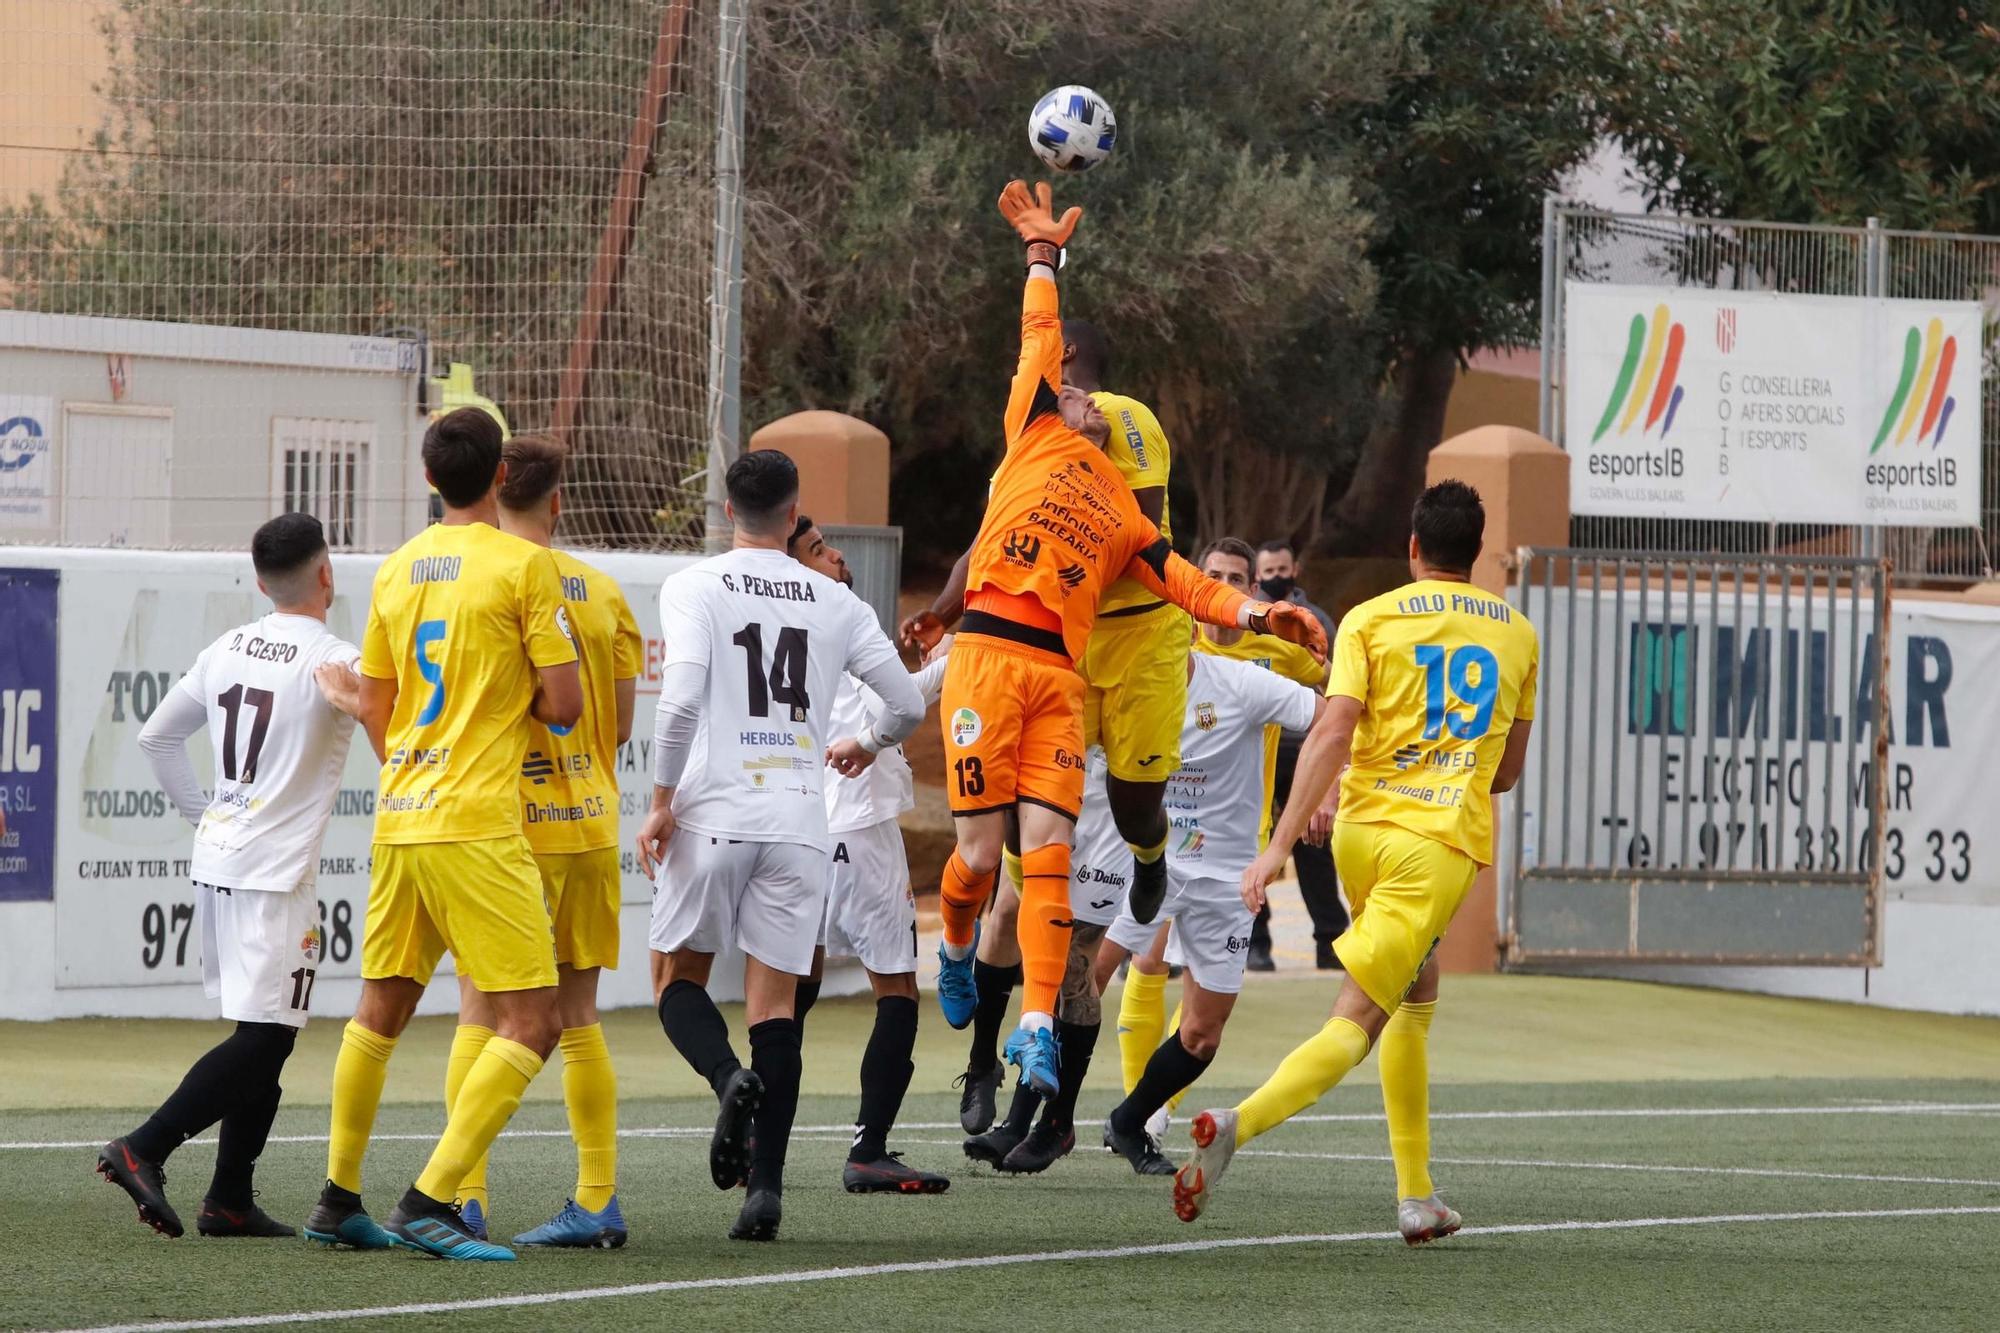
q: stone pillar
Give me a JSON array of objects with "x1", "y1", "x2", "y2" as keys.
[
  {"x1": 745, "y1": 410, "x2": 890, "y2": 526},
  {"x1": 1423, "y1": 426, "x2": 1570, "y2": 975}
]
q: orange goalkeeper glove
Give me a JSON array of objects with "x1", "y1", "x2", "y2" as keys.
[
  {"x1": 1248, "y1": 601, "x2": 1329, "y2": 663},
  {"x1": 998, "y1": 179, "x2": 1082, "y2": 266}
]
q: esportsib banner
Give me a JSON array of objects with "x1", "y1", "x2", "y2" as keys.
[
  {"x1": 0, "y1": 568, "x2": 59, "y2": 901},
  {"x1": 1565, "y1": 283, "x2": 1984, "y2": 526}
]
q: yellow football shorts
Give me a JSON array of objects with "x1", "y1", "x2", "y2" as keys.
[
  {"x1": 1330, "y1": 820, "x2": 1479, "y2": 1014},
  {"x1": 539, "y1": 845, "x2": 622, "y2": 971},
  {"x1": 1080, "y1": 605, "x2": 1191, "y2": 783},
  {"x1": 362, "y1": 835, "x2": 558, "y2": 992}
]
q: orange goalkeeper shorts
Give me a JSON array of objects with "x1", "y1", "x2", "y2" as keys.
[{"x1": 939, "y1": 634, "x2": 1087, "y2": 820}]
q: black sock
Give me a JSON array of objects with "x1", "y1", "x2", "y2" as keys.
[
  {"x1": 1041, "y1": 1020, "x2": 1100, "y2": 1133},
  {"x1": 1111, "y1": 1029, "x2": 1213, "y2": 1136},
  {"x1": 968, "y1": 961, "x2": 1020, "y2": 1073},
  {"x1": 747, "y1": 1017, "x2": 802, "y2": 1196},
  {"x1": 203, "y1": 1023, "x2": 295, "y2": 1206},
  {"x1": 659, "y1": 979, "x2": 741, "y2": 1093},
  {"x1": 126, "y1": 1021, "x2": 292, "y2": 1163},
  {"x1": 998, "y1": 1079, "x2": 1041, "y2": 1136},
  {"x1": 851, "y1": 995, "x2": 918, "y2": 1162},
  {"x1": 793, "y1": 979, "x2": 822, "y2": 1037},
  {"x1": 209, "y1": 1080, "x2": 282, "y2": 1208}
]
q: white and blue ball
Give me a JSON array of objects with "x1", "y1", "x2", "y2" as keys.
[{"x1": 1028, "y1": 85, "x2": 1117, "y2": 173}]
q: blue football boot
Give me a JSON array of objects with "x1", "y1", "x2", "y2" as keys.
[
  {"x1": 1002, "y1": 1023, "x2": 1061, "y2": 1098},
  {"x1": 514, "y1": 1196, "x2": 628, "y2": 1249},
  {"x1": 936, "y1": 921, "x2": 981, "y2": 1030}
]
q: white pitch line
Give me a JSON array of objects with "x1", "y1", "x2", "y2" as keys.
[
  {"x1": 811, "y1": 1136, "x2": 2000, "y2": 1191},
  {"x1": 45, "y1": 1205, "x2": 2000, "y2": 1333},
  {"x1": 1231, "y1": 1148, "x2": 2000, "y2": 1191},
  {"x1": 11, "y1": 1100, "x2": 2000, "y2": 1152}
]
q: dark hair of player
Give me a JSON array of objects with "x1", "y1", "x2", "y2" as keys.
[
  {"x1": 423, "y1": 407, "x2": 504, "y2": 509},
  {"x1": 786, "y1": 512, "x2": 814, "y2": 555},
  {"x1": 727, "y1": 449, "x2": 800, "y2": 536},
  {"x1": 252, "y1": 512, "x2": 327, "y2": 579},
  {"x1": 1256, "y1": 537, "x2": 1296, "y2": 558},
  {"x1": 1198, "y1": 536, "x2": 1256, "y2": 569},
  {"x1": 1063, "y1": 318, "x2": 1111, "y2": 382},
  {"x1": 498, "y1": 431, "x2": 567, "y2": 511},
  {"x1": 1411, "y1": 479, "x2": 1485, "y2": 574}
]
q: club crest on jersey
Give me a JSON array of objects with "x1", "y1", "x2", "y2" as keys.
[
  {"x1": 951, "y1": 707, "x2": 983, "y2": 747},
  {"x1": 1001, "y1": 531, "x2": 1041, "y2": 568},
  {"x1": 555, "y1": 605, "x2": 575, "y2": 642},
  {"x1": 1195, "y1": 700, "x2": 1218, "y2": 731},
  {"x1": 301, "y1": 927, "x2": 322, "y2": 963}
]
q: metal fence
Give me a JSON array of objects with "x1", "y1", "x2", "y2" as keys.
[
  {"x1": 1504, "y1": 549, "x2": 1890, "y2": 966},
  {"x1": 1539, "y1": 204, "x2": 1999, "y2": 584},
  {"x1": 820, "y1": 525, "x2": 904, "y2": 639}
]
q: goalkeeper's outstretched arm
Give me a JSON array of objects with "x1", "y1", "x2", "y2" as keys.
[
  {"x1": 998, "y1": 180, "x2": 1082, "y2": 443},
  {"x1": 1122, "y1": 534, "x2": 1331, "y2": 660}
]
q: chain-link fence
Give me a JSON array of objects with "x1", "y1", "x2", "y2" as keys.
[
  {"x1": 1540, "y1": 204, "x2": 1998, "y2": 584},
  {"x1": 1, "y1": 0, "x2": 738, "y2": 553}
]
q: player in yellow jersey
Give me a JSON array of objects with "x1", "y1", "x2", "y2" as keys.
[
  {"x1": 440, "y1": 434, "x2": 643, "y2": 1249},
  {"x1": 304, "y1": 408, "x2": 582, "y2": 1261},
  {"x1": 904, "y1": 321, "x2": 1193, "y2": 1140},
  {"x1": 1174, "y1": 482, "x2": 1539, "y2": 1245}
]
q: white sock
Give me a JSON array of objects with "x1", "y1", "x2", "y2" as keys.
[
  {"x1": 1020, "y1": 1009, "x2": 1054, "y2": 1033},
  {"x1": 943, "y1": 938, "x2": 974, "y2": 962}
]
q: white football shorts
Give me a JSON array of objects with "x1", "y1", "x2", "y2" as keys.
[
  {"x1": 197, "y1": 879, "x2": 323, "y2": 1029},
  {"x1": 823, "y1": 819, "x2": 919, "y2": 976},
  {"x1": 649, "y1": 833, "x2": 827, "y2": 977},
  {"x1": 1106, "y1": 868, "x2": 1253, "y2": 994}
]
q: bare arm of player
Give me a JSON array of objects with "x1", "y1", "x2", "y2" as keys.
[
  {"x1": 615, "y1": 675, "x2": 638, "y2": 746},
  {"x1": 636, "y1": 660, "x2": 705, "y2": 876},
  {"x1": 1132, "y1": 486, "x2": 1166, "y2": 528},
  {"x1": 530, "y1": 660, "x2": 583, "y2": 730},
  {"x1": 1493, "y1": 719, "x2": 1534, "y2": 794},
  {"x1": 137, "y1": 686, "x2": 211, "y2": 827},
  {"x1": 356, "y1": 671, "x2": 396, "y2": 765},
  {"x1": 901, "y1": 543, "x2": 971, "y2": 651},
  {"x1": 1243, "y1": 693, "x2": 1363, "y2": 912}
]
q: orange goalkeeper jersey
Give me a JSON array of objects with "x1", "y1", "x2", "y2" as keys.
[{"x1": 964, "y1": 273, "x2": 1248, "y2": 663}]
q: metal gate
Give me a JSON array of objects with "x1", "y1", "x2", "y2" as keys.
[{"x1": 1504, "y1": 549, "x2": 1891, "y2": 965}]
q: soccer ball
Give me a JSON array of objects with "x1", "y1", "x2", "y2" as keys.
[{"x1": 1028, "y1": 85, "x2": 1117, "y2": 173}]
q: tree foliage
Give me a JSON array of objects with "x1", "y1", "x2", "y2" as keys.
[
  {"x1": 1, "y1": 0, "x2": 1614, "y2": 557},
  {"x1": 741, "y1": 0, "x2": 1399, "y2": 554},
  {"x1": 1600, "y1": 0, "x2": 2000, "y2": 232}
]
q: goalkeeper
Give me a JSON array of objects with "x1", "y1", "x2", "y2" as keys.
[{"x1": 929, "y1": 181, "x2": 1326, "y2": 1098}]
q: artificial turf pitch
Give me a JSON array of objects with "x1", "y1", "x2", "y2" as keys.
[{"x1": 4, "y1": 974, "x2": 1996, "y2": 1332}]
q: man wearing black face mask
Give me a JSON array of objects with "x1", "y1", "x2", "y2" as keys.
[
  {"x1": 1254, "y1": 540, "x2": 1336, "y2": 648},
  {"x1": 1249, "y1": 539, "x2": 1345, "y2": 971}
]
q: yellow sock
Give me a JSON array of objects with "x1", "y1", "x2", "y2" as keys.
[
  {"x1": 444, "y1": 1024, "x2": 494, "y2": 1209},
  {"x1": 1001, "y1": 846, "x2": 1025, "y2": 893},
  {"x1": 1117, "y1": 970, "x2": 1169, "y2": 1095},
  {"x1": 1164, "y1": 999, "x2": 1188, "y2": 1111},
  {"x1": 1236, "y1": 1016, "x2": 1372, "y2": 1144},
  {"x1": 1131, "y1": 834, "x2": 1167, "y2": 864},
  {"x1": 414, "y1": 1036, "x2": 543, "y2": 1203},
  {"x1": 560, "y1": 1024, "x2": 618, "y2": 1211},
  {"x1": 1379, "y1": 1000, "x2": 1436, "y2": 1199},
  {"x1": 326, "y1": 1022, "x2": 398, "y2": 1193}
]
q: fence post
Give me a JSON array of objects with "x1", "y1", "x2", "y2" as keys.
[{"x1": 1538, "y1": 195, "x2": 1560, "y2": 441}]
